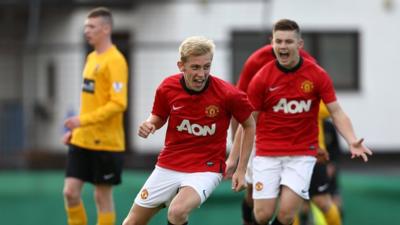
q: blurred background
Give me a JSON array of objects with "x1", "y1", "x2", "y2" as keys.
[{"x1": 1, "y1": 0, "x2": 400, "y2": 225}]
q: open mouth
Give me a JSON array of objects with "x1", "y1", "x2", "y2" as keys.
[
  {"x1": 279, "y1": 51, "x2": 290, "y2": 61},
  {"x1": 193, "y1": 78, "x2": 205, "y2": 87}
]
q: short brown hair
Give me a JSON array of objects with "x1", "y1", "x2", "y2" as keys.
[
  {"x1": 273, "y1": 19, "x2": 301, "y2": 37},
  {"x1": 87, "y1": 7, "x2": 113, "y2": 27}
]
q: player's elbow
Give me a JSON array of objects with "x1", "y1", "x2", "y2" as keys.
[{"x1": 112, "y1": 100, "x2": 127, "y2": 112}]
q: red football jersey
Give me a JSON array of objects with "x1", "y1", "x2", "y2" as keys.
[
  {"x1": 152, "y1": 74, "x2": 253, "y2": 173},
  {"x1": 237, "y1": 45, "x2": 316, "y2": 92},
  {"x1": 247, "y1": 58, "x2": 337, "y2": 156}
]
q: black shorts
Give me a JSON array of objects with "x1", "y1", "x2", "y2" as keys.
[
  {"x1": 328, "y1": 166, "x2": 340, "y2": 196},
  {"x1": 65, "y1": 145, "x2": 124, "y2": 185},
  {"x1": 309, "y1": 163, "x2": 330, "y2": 197}
]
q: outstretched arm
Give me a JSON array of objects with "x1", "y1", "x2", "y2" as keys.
[{"x1": 326, "y1": 102, "x2": 372, "y2": 162}]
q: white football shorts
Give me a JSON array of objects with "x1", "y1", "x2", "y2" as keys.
[
  {"x1": 134, "y1": 166, "x2": 222, "y2": 208},
  {"x1": 252, "y1": 155, "x2": 316, "y2": 200}
]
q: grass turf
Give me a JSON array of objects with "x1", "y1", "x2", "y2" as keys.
[{"x1": 0, "y1": 170, "x2": 399, "y2": 225}]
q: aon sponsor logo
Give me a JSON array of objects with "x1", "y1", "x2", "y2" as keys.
[
  {"x1": 176, "y1": 119, "x2": 216, "y2": 136},
  {"x1": 273, "y1": 98, "x2": 312, "y2": 114}
]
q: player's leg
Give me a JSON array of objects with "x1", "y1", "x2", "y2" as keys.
[
  {"x1": 92, "y1": 151, "x2": 124, "y2": 225},
  {"x1": 242, "y1": 149, "x2": 255, "y2": 225},
  {"x1": 327, "y1": 162, "x2": 343, "y2": 216},
  {"x1": 312, "y1": 194, "x2": 341, "y2": 225},
  {"x1": 94, "y1": 185, "x2": 115, "y2": 225},
  {"x1": 297, "y1": 162, "x2": 326, "y2": 225},
  {"x1": 272, "y1": 186, "x2": 304, "y2": 225},
  {"x1": 252, "y1": 156, "x2": 282, "y2": 225},
  {"x1": 63, "y1": 145, "x2": 91, "y2": 225},
  {"x1": 310, "y1": 163, "x2": 342, "y2": 225},
  {"x1": 123, "y1": 204, "x2": 163, "y2": 225},
  {"x1": 167, "y1": 171, "x2": 222, "y2": 224},
  {"x1": 123, "y1": 166, "x2": 194, "y2": 225},
  {"x1": 253, "y1": 198, "x2": 277, "y2": 225},
  {"x1": 275, "y1": 156, "x2": 316, "y2": 225},
  {"x1": 168, "y1": 186, "x2": 200, "y2": 224},
  {"x1": 64, "y1": 177, "x2": 86, "y2": 225},
  {"x1": 242, "y1": 184, "x2": 254, "y2": 225},
  {"x1": 292, "y1": 201, "x2": 310, "y2": 225}
]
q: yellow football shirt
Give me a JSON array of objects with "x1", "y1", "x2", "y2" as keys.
[
  {"x1": 318, "y1": 101, "x2": 330, "y2": 151},
  {"x1": 71, "y1": 45, "x2": 128, "y2": 152}
]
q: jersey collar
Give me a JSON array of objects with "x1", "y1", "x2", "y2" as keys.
[
  {"x1": 180, "y1": 74, "x2": 211, "y2": 95},
  {"x1": 276, "y1": 57, "x2": 303, "y2": 73}
]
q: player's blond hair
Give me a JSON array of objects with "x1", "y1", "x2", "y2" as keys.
[{"x1": 179, "y1": 36, "x2": 215, "y2": 62}]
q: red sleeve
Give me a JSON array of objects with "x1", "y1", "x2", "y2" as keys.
[
  {"x1": 237, "y1": 59, "x2": 261, "y2": 92},
  {"x1": 237, "y1": 46, "x2": 274, "y2": 92},
  {"x1": 317, "y1": 69, "x2": 337, "y2": 104},
  {"x1": 228, "y1": 88, "x2": 254, "y2": 123},
  {"x1": 151, "y1": 84, "x2": 171, "y2": 120},
  {"x1": 247, "y1": 66, "x2": 268, "y2": 111}
]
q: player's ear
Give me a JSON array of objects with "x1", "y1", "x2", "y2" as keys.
[
  {"x1": 102, "y1": 22, "x2": 111, "y2": 35},
  {"x1": 177, "y1": 61, "x2": 185, "y2": 72},
  {"x1": 298, "y1": 38, "x2": 304, "y2": 49}
]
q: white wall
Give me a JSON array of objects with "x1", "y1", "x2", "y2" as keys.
[{"x1": 30, "y1": 0, "x2": 400, "y2": 152}]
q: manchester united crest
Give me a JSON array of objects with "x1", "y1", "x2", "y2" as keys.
[
  {"x1": 301, "y1": 80, "x2": 314, "y2": 93},
  {"x1": 205, "y1": 105, "x2": 219, "y2": 118},
  {"x1": 140, "y1": 188, "x2": 149, "y2": 200},
  {"x1": 255, "y1": 181, "x2": 264, "y2": 191}
]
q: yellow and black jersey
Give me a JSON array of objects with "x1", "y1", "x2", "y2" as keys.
[
  {"x1": 318, "y1": 101, "x2": 330, "y2": 151},
  {"x1": 71, "y1": 45, "x2": 128, "y2": 152}
]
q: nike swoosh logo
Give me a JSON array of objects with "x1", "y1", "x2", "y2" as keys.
[
  {"x1": 317, "y1": 183, "x2": 329, "y2": 192},
  {"x1": 172, "y1": 105, "x2": 183, "y2": 110},
  {"x1": 103, "y1": 173, "x2": 115, "y2": 180},
  {"x1": 202, "y1": 190, "x2": 207, "y2": 198},
  {"x1": 269, "y1": 86, "x2": 281, "y2": 91}
]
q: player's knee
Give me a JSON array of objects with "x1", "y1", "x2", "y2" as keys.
[
  {"x1": 122, "y1": 218, "x2": 131, "y2": 225},
  {"x1": 312, "y1": 196, "x2": 332, "y2": 212},
  {"x1": 63, "y1": 186, "x2": 80, "y2": 203},
  {"x1": 123, "y1": 214, "x2": 144, "y2": 225},
  {"x1": 253, "y1": 207, "x2": 273, "y2": 224},
  {"x1": 276, "y1": 210, "x2": 295, "y2": 225},
  {"x1": 167, "y1": 204, "x2": 190, "y2": 222}
]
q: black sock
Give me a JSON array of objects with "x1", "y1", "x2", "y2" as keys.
[
  {"x1": 300, "y1": 212, "x2": 309, "y2": 225},
  {"x1": 167, "y1": 221, "x2": 188, "y2": 225},
  {"x1": 242, "y1": 199, "x2": 254, "y2": 224}
]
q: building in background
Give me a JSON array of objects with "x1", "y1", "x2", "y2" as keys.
[{"x1": 0, "y1": 0, "x2": 399, "y2": 168}]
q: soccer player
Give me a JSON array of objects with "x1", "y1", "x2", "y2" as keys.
[
  {"x1": 62, "y1": 7, "x2": 128, "y2": 225},
  {"x1": 122, "y1": 36, "x2": 255, "y2": 225},
  {"x1": 323, "y1": 119, "x2": 344, "y2": 213},
  {"x1": 246, "y1": 19, "x2": 372, "y2": 225},
  {"x1": 227, "y1": 43, "x2": 315, "y2": 225}
]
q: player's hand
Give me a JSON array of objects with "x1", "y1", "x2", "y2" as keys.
[
  {"x1": 64, "y1": 116, "x2": 81, "y2": 130},
  {"x1": 349, "y1": 138, "x2": 373, "y2": 162},
  {"x1": 138, "y1": 121, "x2": 156, "y2": 138},
  {"x1": 62, "y1": 131, "x2": 72, "y2": 145},
  {"x1": 316, "y1": 148, "x2": 330, "y2": 164},
  {"x1": 231, "y1": 170, "x2": 246, "y2": 192},
  {"x1": 224, "y1": 158, "x2": 237, "y2": 179}
]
